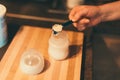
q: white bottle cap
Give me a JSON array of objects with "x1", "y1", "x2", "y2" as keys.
[{"x1": 0, "y1": 4, "x2": 6, "y2": 17}]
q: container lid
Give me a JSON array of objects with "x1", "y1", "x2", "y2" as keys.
[{"x1": 0, "y1": 4, "x2": 6, "y2": 17}]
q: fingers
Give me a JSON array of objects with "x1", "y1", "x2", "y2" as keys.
[
  {"x1": 69, "y1": 7, "x2": 77, "y2": 21},
  {"x1": 69, "y1": 6, "x2": 82, "y2": 22},
  {"x1": 77, "y1": 25, "x2": 86, "y2": 31},
  {"x1": 69, "y1": 6, "x2": 87, "y2": 22},
  {"x1": 73, "y1": 18, "x2": 90, "y2": 31},
  {"x1": 69, "y1": 6, "x2": 90, "y2": 31},
  {"x1": 80, "y1": 18, "x2": 90, "y2": 24},
  {"x1": 69, "y1": 5, "x2": 101, "y2": 31},
  {"x1": 73, "y1": 18, "x2": 90, "y2": 27}
]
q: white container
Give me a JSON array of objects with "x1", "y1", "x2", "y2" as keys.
[
  {"x1": 20, "y1": 49, "x2": 44, "y2": 75},
  {"x1": 66, "y1": 0, "x2": 84, "y2": 9},
  {"x1": 48, "y1": 31, "x2": 69, "y2": 60},
  {"x1": 0, "y1": 4, "x2": 7, "y2": 48}
]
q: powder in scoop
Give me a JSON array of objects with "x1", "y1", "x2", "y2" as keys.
[{"x1": 52, "y1": 24, "x2": 63, "y2": 35}]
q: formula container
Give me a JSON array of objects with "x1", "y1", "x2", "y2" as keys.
[{"x1": 0, "y1": 4, "x2": 7, "y2": 48}]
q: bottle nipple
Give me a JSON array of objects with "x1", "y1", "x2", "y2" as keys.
[{"x1": 20, "y1": 49, "x2": 44, "y2": 75}]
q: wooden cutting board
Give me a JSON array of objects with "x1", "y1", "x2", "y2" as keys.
[{"x1": 0, "y1": 25, "x2": 84, "y2": 80}]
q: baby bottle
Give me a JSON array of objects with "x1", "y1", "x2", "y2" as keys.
[
  {"x1": 48, "y1": 24, "x2": 69, "y2": 60},
  {"x1": 0, "y1": 4, "x2": 7, "y2": 48}
]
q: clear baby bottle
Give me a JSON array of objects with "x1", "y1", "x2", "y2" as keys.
[{"x1": 48, "y1": 29, "x2": 69, "y2": 60}]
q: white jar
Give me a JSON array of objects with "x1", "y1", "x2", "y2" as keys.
[
  {"x1": 66, "y1": 0, "x2": 84, "y2": 9},
  {"x1": 0, "y1": 4, "x2": 7, "y2": 48},
  {"x1": 48, "y1": 31, "x2": 69, "y2": 60}
]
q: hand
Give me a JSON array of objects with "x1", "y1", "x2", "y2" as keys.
[{"x1": 69, "y1": 5, "x2": 102, "y2": 31}]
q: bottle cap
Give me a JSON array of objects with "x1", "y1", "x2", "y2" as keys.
[{"x1": 0, "y1": 4, "x2": 6, "y2": 18}]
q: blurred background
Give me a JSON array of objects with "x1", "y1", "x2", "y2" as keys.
[{"x1": 0, "y1": 0, "x2": 120, "y2": 80}]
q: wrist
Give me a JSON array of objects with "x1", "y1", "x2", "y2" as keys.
[
  {"x1": 98, "y1": 5, "x2": 107, "y2": 22},
  {"x1": 98, "y1": 1, "x2": 120, "y2": 22}
]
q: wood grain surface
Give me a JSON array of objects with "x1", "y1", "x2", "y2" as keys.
[{"x1": 0, "y1": 25, "x2": 84, "y2": 80}]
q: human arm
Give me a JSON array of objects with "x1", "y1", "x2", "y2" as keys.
[
  {"x1": 69, "y1": 1, "x2": 120, "y2": 31},
  {"x1": 99, "y1": 1, "x2": 120, "y2": 22}
]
